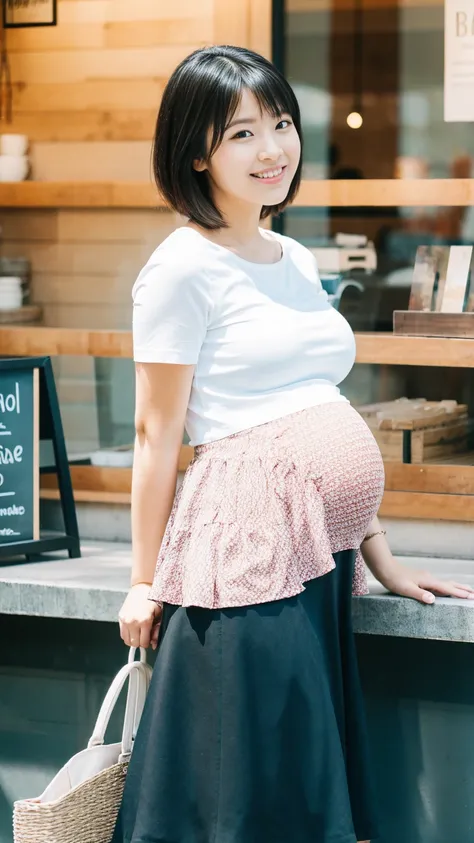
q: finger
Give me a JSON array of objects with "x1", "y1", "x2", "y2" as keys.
[
  {"x1": 119, "y1": 620, "x2": 133, "y2": 647},
  {"x1": 421, "y1": 579, "x2": 474, "y2": 599},
  {"x1": 451, "y1": 582, "x2": 474, "y2": 595},
  {"x1": 400, "y1": 582, "x2": 436, "y2": 604},
  {"x1": 128, "y1": 624, "x2": 141, "y2": 649},
  {"x1": 450, "y1": 580, "x2": 474, "y2": 589},
  {"x1": 139, "y1": 620, "x2": 152, "y2": 649},
  {"x1": 150, "y1": 620, "x2": 162, "y2": 651},
  {"x1": 451, "y1": 589, "x2": 474, "y2": 600},
  {"x1": 435, "y1": 585, "x2": 474, "y2": 600}
]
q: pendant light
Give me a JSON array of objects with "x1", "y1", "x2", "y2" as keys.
[{"x1": 347, "y1": 0, "x2": 363, "y2": 129}]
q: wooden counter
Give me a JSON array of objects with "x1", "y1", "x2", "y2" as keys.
[{"x1": 2, "y1": 326, "x2": 473, "y2": 520}]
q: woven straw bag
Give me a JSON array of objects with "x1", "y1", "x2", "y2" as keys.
[{"x1": 13, "y1": 646, "x2": 152, "y2": 843}]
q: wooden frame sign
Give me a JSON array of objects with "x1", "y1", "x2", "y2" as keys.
[
  {"x1": 0, "y1": 366, "x2": 39, "y2": 543},
  {"x1": 0, "y1": 356, "x2": 80, "y2": 562},
  {"x1": 3, "y1": 0, "x2": 57, "y2": 28}
]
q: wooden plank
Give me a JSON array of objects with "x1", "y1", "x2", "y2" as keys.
[
  {"x1": 2, "y1": 328, "x2": 474, "y2": 368},
  {"x1": 58, "y1": 0, "x2": 214, "y2": 23},
  {"x1": 39, "y1": 464, "x2": 474, "y2": 515},
  {"x1": 214, "y1": 0, "x2": 250, "y2": 45},
  {"x1": 385, "y1": 461, "x2": 474, "y2": 495},
  {"x1": 0, "y1": 208, "x2": 170, "y2": 245},
  {"x1": 1, "y1": 180, "x2": 473, "y2": 209},
  {"x1": 8, "y1": 18, "x2": 212, "y2": 51},
  {"x1": 0, "y1": 327, "x2": 133, "y2": 358},
  {"x1": 31, "y1": 275, "x2": 135, "y2": 305},
  {"x1": 104, "y1": 18, "x2": 213, "y2": 49},
  {"x1": 40, "y1": 303, "x2": 131, "y2": 330},
  {"x1": 40, "y1": 446, "x2": 193, "y2": 496},
  {"x1": 4, "y1": 110, "x2": 157, "y2": 142},
  {"x1": 0, "y1": 306, "x2": 42, "y2": 325},
  {"x1": 57, "y1": 208, "x2": 176, "y2": 242},
  {"x1": 0, "y1": 209, "x2": 58, "y2": 240},
  {"x1": 249, "y1": 0, "x2": 273, "y2": 58},
  {"x1": 1, "y1": 240, "x2": 150, "y2": 275},
  {"x1": 394, "y1": 311, "x2": 474, "y2": 339},
  {"x1": 40, "y1": 488, "x2": 132, "y2": 504},
  {"x1": 8, "y1": 22, "x2": 104, "y2": 51},
  {"x1": 0, "y1": 182, "x2": 162, "y2": 208},
  {"x1": 296, "y1": 178, "x2": 474, "y2": 207},
  {"x1": 379, "y1": 490, "x2": 474, "y2": 521},
  {"x1": 31, "y1": 141, "x2": 153, "y2": 182},
  {"x1": 13, "y1": 79, "x2": 165, "y2": 112},
  {"x1": 355, "y1": 333, "x2": 474, "y2": 368},
  {"x1": 40, "y1": 487, "x2": 473, "y2": 514},
  {"x1": 10, "y1": 46, "x2": 195, "y2": 84},
  {"x1": 42, "y1": 465, "x2": 132, "y2": 493}
]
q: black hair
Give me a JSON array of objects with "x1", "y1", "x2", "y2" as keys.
[{"x1": 152, "y1": 45, "x2": 303, "y2": 230}]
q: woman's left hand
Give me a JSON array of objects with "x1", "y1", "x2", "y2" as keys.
[{"x1": 376, "y1": 563, "x2": 474, "y2": 605}]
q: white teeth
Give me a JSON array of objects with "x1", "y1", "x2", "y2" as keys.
[{"x1": 253, "y1": 167, "x2": 283, "y2": 179}]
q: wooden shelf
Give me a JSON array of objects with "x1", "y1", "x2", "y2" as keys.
[
  {"x1": 0, "y1": 181, "x2": 162, "y2": 209},
  {"x1": 0, "y1": 178, "x2": 473, "y2": 208},
  {"x1": 40, "y1": 460, "x2": 474, "y2": 521},
  {"x1": 0, "y1": 326, "x2": 133, "y2": 358},
  {"x1": 1, "y1": 327, "x2": 474, "y2": 367},
  {"x1": 355, "y1": 333, "x2": 474, "y2": 368},
  {"x1": 296, "y1": 178, "x2": 474, "y2": 207},
  {"x1": 379, "y1": 491, "x2": 474, "y2": 522}
]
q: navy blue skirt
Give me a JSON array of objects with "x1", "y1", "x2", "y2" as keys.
[{"x1": 112, "y1": 550, "x2": 379, "y2": 843}]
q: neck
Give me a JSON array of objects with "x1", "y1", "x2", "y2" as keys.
[{"x1": 211, "y1": 190, "x2": 263, "y2": 247}]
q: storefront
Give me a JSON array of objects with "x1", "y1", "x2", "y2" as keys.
[
  {"x1": 0, "y1": 0, "x2": 472, "y2": 546},
  {"x1": 0, "y1": 2, "x2": 473, "y2": 841}
]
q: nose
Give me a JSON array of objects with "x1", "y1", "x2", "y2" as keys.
[{"x1": 257, "y1": 135, "x2": 283, "y2": 162}]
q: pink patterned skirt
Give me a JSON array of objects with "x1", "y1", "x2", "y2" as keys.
[{"x1": 149, "y1": 401, "x2": 385, "y2": 609}]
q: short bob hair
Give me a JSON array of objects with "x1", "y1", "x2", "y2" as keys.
[{"x1": 153, "y1": 45, "x2": 303, "y2": 230}]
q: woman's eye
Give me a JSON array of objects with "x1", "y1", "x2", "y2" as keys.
[
  {"x1": 277, "y1": 119, "x2": 292, "y2": 130},
  {"x1": 232, "y1": 130, "x2": 253, "y2": 139}
]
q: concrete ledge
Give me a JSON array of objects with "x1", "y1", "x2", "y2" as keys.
[
  {"x1": 353, "y1": 593, "x2": 474, "y2": 643},
  {"x1": 0, "y1": 542, "x2": 473, "y2": 642}
]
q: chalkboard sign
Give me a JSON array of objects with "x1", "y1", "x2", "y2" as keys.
[
  {"x1": 0, "y1": 357, "x2": 80, "y2": 562},
  {"x1": 0, "y1": 367, "x2": 39, "y2": 544}
]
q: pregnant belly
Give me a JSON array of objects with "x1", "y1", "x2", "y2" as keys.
[
  {"x1": 295, "y1": 402, "x2": 386, "y2": 549},
  {"x1": 189, "y1": 400, "x2": 385, "y2": 551}
]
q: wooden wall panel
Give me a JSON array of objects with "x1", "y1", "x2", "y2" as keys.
[
  {"x1": 55, "y1": 0, "x2": 214, "y2": 24},
  {"x1": 1, "y1": 208, "x2": 176, "y2": 445},
  {"x1": 13, "y1": 81, "x2": 165, "y2": 112},
  {"x1": 6, "y1": 0, "x2": 264, "y2": 148},
  {"x1": 30, "y1": 142, "x2": 153, "y2": 181},
  {"x1": 10, "y1": 47, "x2": 196, "y2": 85},
  {"x1": 3, "y1": 0, "x2": 273, "y2": 452}
]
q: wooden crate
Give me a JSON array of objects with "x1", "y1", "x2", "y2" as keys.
[
  {"x1": 393, "y1": 310, "x2": 474, "y2": 338},
  {"x1": 356, "y1": 398, "x2": 469, "y2": 463}
]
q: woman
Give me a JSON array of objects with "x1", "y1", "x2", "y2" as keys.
[{"x1": 113, "y1": 46, "x2": 474, "y2": 843}]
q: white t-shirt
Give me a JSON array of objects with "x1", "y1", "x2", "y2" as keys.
[{"x1": 132, "y1": 226, "x2": 356, "y2": 446}]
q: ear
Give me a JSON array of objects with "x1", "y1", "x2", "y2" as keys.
[{"x1": 193, "y1": 158, "x2": 207, "y2": 172}]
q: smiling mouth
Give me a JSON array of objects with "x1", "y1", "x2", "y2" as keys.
[{"x1": 250, "y1": 165, "x2": 287, "y2": 180}]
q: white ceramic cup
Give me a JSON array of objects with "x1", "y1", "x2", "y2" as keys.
[
  {"x1": 0, "y1": 276, "x2": 23, "y2": 310},
  {"x1": 0, "y1": 134, "x2": 28, "y2": 156},
  {"x1": 0, "y1": 155, "x2": 29, "y2": 182}
]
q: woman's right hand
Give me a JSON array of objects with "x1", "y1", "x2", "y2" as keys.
[{"x1": 118, "y1": 583, "x2": 163, "y2": 650}]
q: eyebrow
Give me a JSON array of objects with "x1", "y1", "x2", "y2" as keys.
[{"x1": 226, "y1": 117, "x2": 258, "y2": 130}]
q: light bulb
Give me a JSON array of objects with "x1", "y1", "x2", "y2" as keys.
[{"x1": 346, "y1": 111, "x2": 363, "y2": 129}]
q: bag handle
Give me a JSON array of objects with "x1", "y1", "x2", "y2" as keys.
[
  {"x1": 87, "y1": 647, "x2": 152, "y2": 761},
  {"x1": 124, "y1": 647, "x2": 153, "y2": 745}
]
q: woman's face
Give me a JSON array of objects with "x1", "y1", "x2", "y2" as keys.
[{"x1": 194, "y1": 88, "x2": 301, "y2": 211}]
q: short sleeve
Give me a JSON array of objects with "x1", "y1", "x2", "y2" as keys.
[{"x1": 132, "y1": 258, "x2": 213, "y2": 365}]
